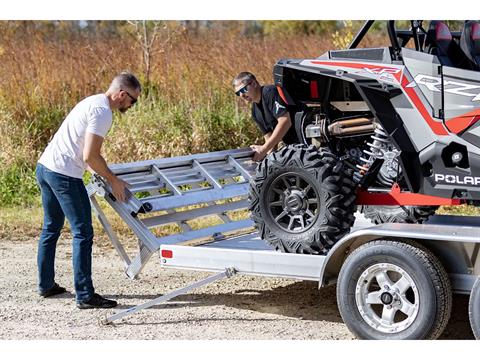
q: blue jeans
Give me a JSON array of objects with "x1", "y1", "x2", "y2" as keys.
[{"x1": 36, "y1": 163, "x2": 94, "y2": 301}]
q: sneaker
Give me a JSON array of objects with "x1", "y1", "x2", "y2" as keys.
[
  {"x1": 39, "y1": 283, "x2": 67, "y2": 298},
  {"x1": 76, "y1": 293, "x2": 118, "y2": 309}
]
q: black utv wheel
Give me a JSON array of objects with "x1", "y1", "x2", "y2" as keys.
[
  {"x1": 360, "y1": 205, "x2": 438, "y2": 224},
  {"x1": 469, "y1": 277, "x2": 480, "y2": 339},
  {"x1": 248, "y1": 144, "x2": 356, "y2": 254},
  {"x1": 337, "y1": 240, "x2": 452, "y2": 339}
]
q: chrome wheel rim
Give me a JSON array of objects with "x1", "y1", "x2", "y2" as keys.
[{"x1": 355, "y1": 263, "x2": 420, "y2": 334}]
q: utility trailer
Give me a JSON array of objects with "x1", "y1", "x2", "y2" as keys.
[{"x1": 87, "y1": 149, "x2": 480, "y2": 340}]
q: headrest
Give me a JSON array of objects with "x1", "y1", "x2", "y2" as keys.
[
  {"x1": 471, "y1": 22, "x2": 480, "y2": 41},
  {"x1": 427, "y1": 20, "x2": 453, "y2": 45},
  {"x1": 425, "y1": 21, "x2": 453, "y2": 61},
  {"x1": 430, "y1": 21, "x2": 452, "y2": 42},
  {"x1": 460, "y1": 20, "x2": 480, "y2": 64}
]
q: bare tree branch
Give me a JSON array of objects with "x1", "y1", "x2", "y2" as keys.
[{"x1": 127, "y1": 20, "x2": 182, "y2": 86}]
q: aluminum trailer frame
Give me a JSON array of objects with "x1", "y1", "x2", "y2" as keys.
[
  {"x1": 103, "y1": 214, "x2": 480, "y2": 331},
  {"x1": 90, "y1": 149, "x2": 480, "y2": 338},
  {"x1": 158, "y1": 215, "x2": 480, "y2": 293}
]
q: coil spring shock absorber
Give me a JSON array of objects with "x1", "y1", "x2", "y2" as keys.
[{"x1": 354, "y1": 124, "x2": 391, "y2": 182}]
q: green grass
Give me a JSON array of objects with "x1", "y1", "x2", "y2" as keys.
[
  {"x1": 0, "y1": 201, "x2": 138, "y2": 246},
  {"x1": 0, "y1": 88, "x2": 259, "y2": 208},
  {"x1": 0, "y1": 88, "x2": 261, "y2": 240},
  {"x1": 0, "y1": 205, "x2": 44, "y2": 239},
  {"x1": 0, "y1": 163, "x2": 40, "y2": 207}
]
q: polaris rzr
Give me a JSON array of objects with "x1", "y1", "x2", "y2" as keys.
[{"x1": 249, "y1": 20, "x2": 480, "y2": 254}]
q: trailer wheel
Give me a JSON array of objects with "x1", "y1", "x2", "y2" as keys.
[
  {"x1": 249, "y1": 144, "x2": 356, "y2": 254},
  {"x1": 337, "y1": 240, "x2": 452, "y2": 339},
  {"x1": 360, "y1": 205, "x2": 438, "y2": 224},
  {"x1": 469, "y1": 277, "x2": 480, "y2": 339}
]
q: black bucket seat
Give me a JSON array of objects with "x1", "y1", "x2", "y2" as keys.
[
  {"x1": 460, "y1": 20, "x2": 480, "y2": 70},
  {"x1": 425, "y1": 20, "x2": 474, "y2": 70}
]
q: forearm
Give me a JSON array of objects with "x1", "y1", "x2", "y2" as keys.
[
  {"x1": 262, "y1": 117, "x2": 291, "y2": 153},
  {"x1": 263, "y1": 133, "x2": 276, "y2": 153},
  {"x1": 85, "y1": 154, "x2": 116, "y2": 183}
]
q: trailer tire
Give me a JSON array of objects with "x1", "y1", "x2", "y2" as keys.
[
  {"x1": 360, "y1": 205, "x2": 438, "y2": 224},
  {"x1": 469, "y1": 277, "x2": 480, "y2": 339},
  {"x1": 248, "y1": 144, "x2": 356, "y2": 254},
  {"x1": 337, "y1": 240, "x2": 452, "y2": 339}
]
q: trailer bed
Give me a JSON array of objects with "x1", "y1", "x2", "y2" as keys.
[{"x1": 159, "y1": 215, "x2": 375, "y2": 281}]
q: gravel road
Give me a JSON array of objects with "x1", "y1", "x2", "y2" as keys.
[{"x1": 0, "y1": 236, "x2": 474, "y2": 340}]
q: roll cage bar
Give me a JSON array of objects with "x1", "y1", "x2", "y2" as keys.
[{"x1": 348, "y1": 20, "x2": 463, "y2": 60}]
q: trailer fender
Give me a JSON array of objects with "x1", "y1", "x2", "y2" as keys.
[
  {"x1": 319, "y1": 228, "x2": 382, "y2": 286},
  {"x1": 318, "y1": 221, "x2": 480, "y2": 288}
]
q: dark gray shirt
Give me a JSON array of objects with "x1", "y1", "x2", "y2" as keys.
[{"x1": 251, "y1": 85, "x2": 299, "y2": 144}]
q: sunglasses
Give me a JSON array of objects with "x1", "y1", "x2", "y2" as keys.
[
  {"x1": 235, "y1": 82, "x2": 252, "y2": 96},
  {"x1": 122, "y1": 89, "x2": 137, "y2": 105}
]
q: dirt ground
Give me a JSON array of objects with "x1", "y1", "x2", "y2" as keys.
[{"x1": 0, "y1": 235, "x2": 474, "y2": 340}]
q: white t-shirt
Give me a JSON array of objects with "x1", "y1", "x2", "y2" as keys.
[{"x1": 38, "y1": 94, "x2": 113, "y2": 179}]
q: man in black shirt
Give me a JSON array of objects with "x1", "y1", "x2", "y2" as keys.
[{"x1": 233, "y1": 72, "x2": 298, "y2": 161}]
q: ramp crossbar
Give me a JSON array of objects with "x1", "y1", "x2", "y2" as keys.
[{"x1": 87, "y1": 148, "x2": 256, "y2": 278}]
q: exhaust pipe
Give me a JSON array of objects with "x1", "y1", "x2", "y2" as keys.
[
  {"x1": 306, "y1": 117, "x2": 374, "y2": 144},
  {"x1": 328, "y1": 117, "x2": 374, "y2": 136}
]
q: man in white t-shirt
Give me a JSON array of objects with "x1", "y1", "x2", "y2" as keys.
[{"x1": 36, "y1": 72, "x2": 141, "y2": 309}]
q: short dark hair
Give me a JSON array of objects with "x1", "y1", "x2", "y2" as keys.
[
  {"x1": 233, "y1": 72, "x2": 256, "y2": 87},
  {"x1": 110, "y1": 72, "x2": 142, "y2": 93}
]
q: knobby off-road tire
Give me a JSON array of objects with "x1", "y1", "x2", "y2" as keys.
[
  {"x1": 337, "y1": 240, "x2": 452, "y2": 339},
  {"x1": 469, "y1": 277, "x2": 480, "y2": 339},
  {"x1": 360, "y1": 205, "x2": 438, "y2": 225},
  {"x1": 248, "y1": 144, "x2": 357, "y2": 254}
]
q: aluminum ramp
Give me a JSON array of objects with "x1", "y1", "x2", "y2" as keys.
[{"x1": 88, "y1": 148, "x2": 256, "y2": 278}]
